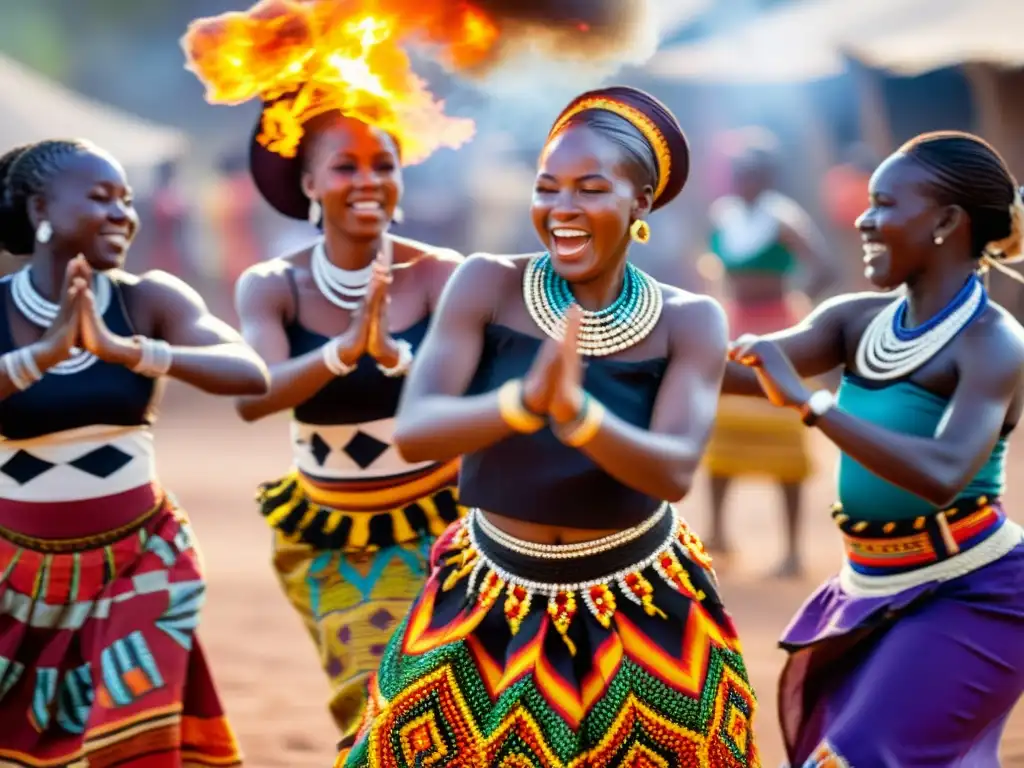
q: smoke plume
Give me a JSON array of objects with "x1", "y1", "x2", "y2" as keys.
[{"x1": 444, "y1": 0, "x2": 659, "y2": 77}]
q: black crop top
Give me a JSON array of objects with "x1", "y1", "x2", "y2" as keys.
[
  {"x1": 459, "y1": 324, "x2": 667, "y2": 529},
  {"x1": 286, "y1": 316, "x2": 430, "y2": 425},
  {"x1": 0, "y1": 276, "x2": 157, "y2": 440}
]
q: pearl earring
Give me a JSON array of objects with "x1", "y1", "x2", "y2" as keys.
[
  {"x1": 934, "y1": 235, "x2": 944, "y2": 246},
  {"x1": 308, "y1": 200, "x2": 322, "y2": 226},
  {"x1": 36, "y1": 221, "x2": 52, "y2": 244}
]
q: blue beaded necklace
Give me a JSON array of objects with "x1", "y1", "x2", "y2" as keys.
[
  {"x1": 856, "y1": 272, "x2": 988, "y2": 380},
  {"x1": 892, "y1": 273, "x2": 987, "y2": 341},
  {"x1": 523, "y1": 253, "x2": 663, "y2": 356}
]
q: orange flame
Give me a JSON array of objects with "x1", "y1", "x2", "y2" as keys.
[{"x1": 181, "y1": 0, "x2": 499, "y2": 164}]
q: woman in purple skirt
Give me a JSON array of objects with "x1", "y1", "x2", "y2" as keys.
[{"x1": 723, "y1": 130, "x2": 1024, "y2": 766}]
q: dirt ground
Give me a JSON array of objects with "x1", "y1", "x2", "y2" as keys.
[{"x1": 154, "y1": 383, "x2": 1024, "y2": 767}]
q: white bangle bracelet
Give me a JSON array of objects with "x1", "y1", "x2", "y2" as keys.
[
  {"x1": 3, "y1": 347, "x2": 43, "y2": 391},
  {"x1": 322, "y1": 338, "x2": 358, "y2": 377},
  {"x1": 131, "y1": 337, "x2": 173, "y2": 378},
  {"x1": 377, "y1": 339, "x2": 413, "y2": 378}
]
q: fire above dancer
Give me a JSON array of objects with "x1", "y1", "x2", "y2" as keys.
[{"x1": 181, "y1": 0, "x2": 663, "y2": 164}]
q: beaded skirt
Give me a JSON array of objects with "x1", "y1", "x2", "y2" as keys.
[{"x1": 337, "y1": 505, "x2": 761, "y2": 767}]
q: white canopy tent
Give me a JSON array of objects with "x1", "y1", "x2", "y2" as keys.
[
  {"x1": 847, "y1": 0, "x2": 1024, "y2": 76},
  {"x1": 0, "y1": 53, "x2": 187, "y2": 169},
  {"x1": 645, "y1": 0, "x2": 978, "y2": 84}
]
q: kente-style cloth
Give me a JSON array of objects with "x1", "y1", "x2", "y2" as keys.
[{"x1": 0, "y1": 488, "x2": 241, "y2": 767}]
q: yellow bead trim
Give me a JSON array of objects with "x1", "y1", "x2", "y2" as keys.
[
  {"x1": 497, "y1": 379, "x2": 546, "y2": 434},
  {"x1": 561, "y1": 395, "x2": 606, "y2": 448},
  {"x1": 549, "y1": 97, "x2": 671, "y2": 203}
]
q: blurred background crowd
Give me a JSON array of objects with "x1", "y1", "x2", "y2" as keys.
[{"x1": 3, "y1": 1, "x2": 1023, "y2": 763}]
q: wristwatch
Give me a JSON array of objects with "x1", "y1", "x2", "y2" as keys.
[{"x1": 799, "y1": 389, "x2": 835, "y2": 426}]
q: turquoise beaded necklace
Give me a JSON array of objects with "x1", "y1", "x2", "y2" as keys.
[{"x1": 523, "y1": 253, "x2": 663, "y2": 356}]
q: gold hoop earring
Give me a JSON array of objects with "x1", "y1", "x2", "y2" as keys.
[{"x1": 629, "y1": 219, "x2": 650, "y2": 245}]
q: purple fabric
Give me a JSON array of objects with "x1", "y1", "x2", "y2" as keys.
[{"x1": 779, "y1": 544, "x2": 1024, "y2": 767}]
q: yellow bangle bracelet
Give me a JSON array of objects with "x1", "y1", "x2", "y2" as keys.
[
  {"x1": 562, "y1": 396, "x2": 606, "y2": 447},
  {"x1": 497, "y1": 380, "x2": 546, "y2": 433}
]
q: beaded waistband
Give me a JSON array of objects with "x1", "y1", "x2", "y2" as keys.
[
  {"x1": 834, "y1": 496, "x2": 1024, "y2": 597},
  {"x1": 834, "y1": 495, "x2": 1005, "y2": 576},
  {"x1": 470, "y1": 504, "x2": 675, "y2": 585},
  {"x1": 439, "y1": 507, "x2": 718, "y2": 648}
]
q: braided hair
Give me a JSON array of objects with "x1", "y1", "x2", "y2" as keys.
[
  {"x1": 0, "y1": 139, "x2": 93, "y2": 256},
  {"x1": 900, "y1": 131, "x2": 1023, "y2": 264}
]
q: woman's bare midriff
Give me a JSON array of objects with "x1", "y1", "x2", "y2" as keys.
[{"x1": 480, "y1": 510, "x2": 623, "y2": 545}]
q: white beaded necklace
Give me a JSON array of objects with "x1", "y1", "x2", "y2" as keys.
[
  {"x1": 855, "y1": 277, "x2": 987, "y2": 381},
  {"x1": 10, "y1": 267, "x2": 112, "y2": 375},
  {"x1": 311, "y1": 239, "x2": 372, "y2": 310}
]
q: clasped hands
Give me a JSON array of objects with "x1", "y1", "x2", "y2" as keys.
[
  {"x1": 520, "y1": 305, "x2": 589, "y2": 431},
  {"x1": 327, "y1": 250, "x2": 404, "y2": 371},
  {"x1": 37, "y1": 255, "x2": 143, "y2": 368}
]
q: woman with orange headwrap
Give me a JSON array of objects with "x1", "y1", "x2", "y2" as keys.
[{"x1": 336, "y1": 85, "x2": 760, "y2": 768}]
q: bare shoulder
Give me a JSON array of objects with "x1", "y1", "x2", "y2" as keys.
[
  {"x1": 111, "y1": 269, "x2": 212, "y2": 328},
  {"x1": 394, "y1": 237, "x2": 465, "y2": 283},
  {"x1": 124, "y1": 268, "x2": 200, "y2": 302},
  {"x1": 963, "y1": 301, "x2": 1024, "y2": 371},
  {"x1": 658, "y1": 284, "x2": 728, "y2": 356},
  {"x1": 454, "y1": 251, "x2": 533, "y2": 289},
  {"x1": 440, "y1": 252, "x2": 535, "y2": 314},
  {"x1": 234, "y1": 255, "x2": 300, "y2": 310}
]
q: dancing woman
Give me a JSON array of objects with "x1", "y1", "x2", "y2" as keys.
[
  {"x1": 702, "y1": 130, "x2": 837, "y2": 576},
  {"x1": 233, "y1": 103, "x2": 463, "y2": 740},
  {"x1": 339, "y1": 86, "x2": 761, "y2": 768},
  {"x1": 724, "y1": 131, "x2": 1024, "y2": 766},
  {"x1": 0, "y1": 139, "x2": 268, "y2": 765}
]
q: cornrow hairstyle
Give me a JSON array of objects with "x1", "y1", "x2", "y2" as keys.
[
  {"x1": 0, "y1": 139, "x2": 93, "y2": 256},
  {"x1": 0, "y1": 144, "x2": 33, "y2": 255},
  {"x1": 900, "y1": 131, "x2": 1023, "y2": 263}
]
